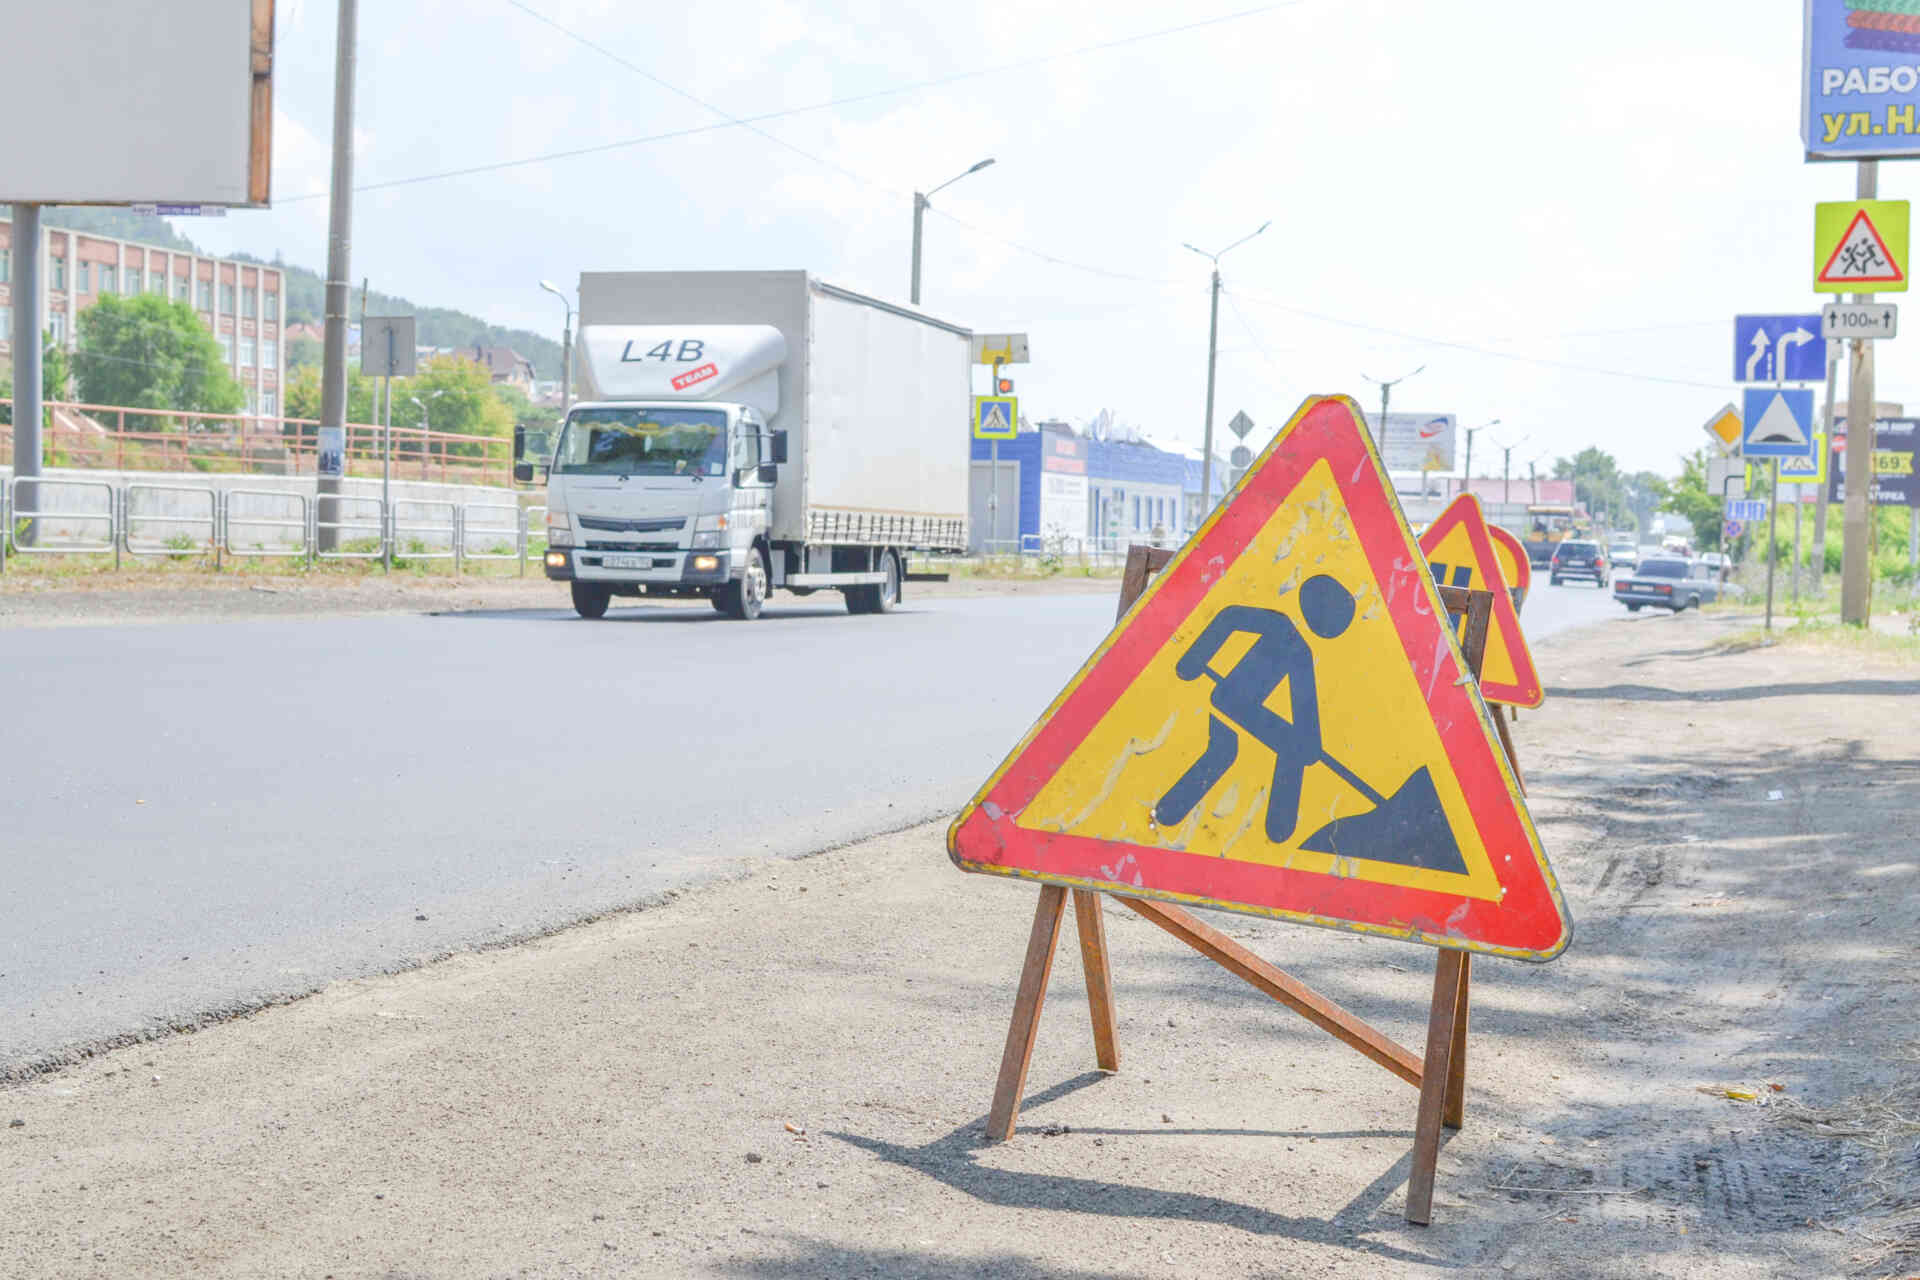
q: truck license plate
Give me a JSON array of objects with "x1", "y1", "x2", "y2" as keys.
[{"x1": 603, "y1": 554, "x2": 652, "y2": 570}]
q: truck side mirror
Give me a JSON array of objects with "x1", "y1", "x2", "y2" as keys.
[
  {"x1": 756, "y1": 462, "x2": 777, "y2": 484},
  {"x1": 769, "y1": 429, "x2": 788, "y2": 465},
  {"x1": 513, "y1": 462, "x2": 535, "y2": 484},
  {"x1": 513, "y1": 425, "x2": 526, "y2": 461}
]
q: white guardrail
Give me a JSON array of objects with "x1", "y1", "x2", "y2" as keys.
[{"x1": 0, "y1": 478, "x2": 547, "y2": 575}]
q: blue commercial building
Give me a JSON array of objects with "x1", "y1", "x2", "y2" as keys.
[{"x1": 968, "y1": 421, "x2": 1227, "y2": 552}]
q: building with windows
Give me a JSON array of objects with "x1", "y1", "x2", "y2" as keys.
[
  {"x1": 0, "y1": 218, "x2": 286, "y2": 419},
  {"x1": 968, "y1": 420, "x2": 1222, "y2": 553}
]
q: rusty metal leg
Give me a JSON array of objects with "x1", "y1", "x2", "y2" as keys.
[
  {"x1": 1406, "y1": 949, "x2": 1467, "y2": 1225},
  {"x1": 1444, "y1": 954, "x2": 1471, "y2": 1130},
  {"x1": 1072, "y1": 890, "x2": 1119, "y2": 1072},
  {"x1": 987, "y1": 885, "x2": 1070, "y2": 1142}
]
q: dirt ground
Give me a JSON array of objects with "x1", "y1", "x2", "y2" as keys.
[
  {"x1": 4, "y1": 610, "x2": 1918, "y2": 1278},
  {"x1": 0, "y1": 565, "x2": 1119, "y2": 629}
]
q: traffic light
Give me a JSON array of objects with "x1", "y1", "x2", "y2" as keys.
[{"x1": 996, "y1": 377, "x2": 1014, "y2": 394}]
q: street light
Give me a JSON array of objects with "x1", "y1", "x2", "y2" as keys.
[
  {"x1": 1358, "y1": 365, "x2": 1426, "y2": 489},
  {"x1": 1489, "y1": 432, "x2": 1529, "y2": 509},
  {"x1": 911, "y1": 158, "x2": 995, "y2": 306},
  {"x1": 409, "y1": 389, "x2": 444, "y2": 469},
  {"x1": 1460, "y1": 418, "x2": 1499, "y2": 497},
  {"x1": 539, "y1": 279, "x2": 574, "y2": 413},
  {"x1": 1183, "y1": 220, "x2": 1271, "y2": 515}
]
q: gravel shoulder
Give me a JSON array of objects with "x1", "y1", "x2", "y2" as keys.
[{"x1": 4, "y1": 610, "x2": 1917, "y2": 1278}]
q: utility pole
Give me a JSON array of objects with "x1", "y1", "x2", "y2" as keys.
[
  {"x1": 9, "y1": 203, "x2": 43, "y2": 547},
  {"x1": 1460, "y1": 419, "x2": 1497, "y2": 498},
  {"x1": 1184, "y1": 222, "x2": 1270, "y2": 516},
  {"x1": 1359, "y1": 365, "x2": 1426, "y2": 489},
  {"x1": 1841, "y1": 160, "x2": 1877, "y2": 624},
  {"x1": 1814, "y1": 339, "x2": 1837, "y2": 587},
  {"x1": 315, "y1": 0, "x2": 358, "y2": 551}
]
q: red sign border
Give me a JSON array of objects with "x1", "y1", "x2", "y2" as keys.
[
  {"x1": 1818, "y1": 209, "x2": 1907, "y2": 286},
  {"x1": 948, "y1": 396, "x2": 1571, "y2": 961},
  {"x1": 1418, "y1": 494, "x2": 1545, "y2": 708},
  {"x1": 1487, "y1": 524, "x2": 1533, "y2": 593}
]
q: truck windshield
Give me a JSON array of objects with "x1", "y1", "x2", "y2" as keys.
[{"x1": 554, "y1": 408, "x2": 728, "y2": 477}]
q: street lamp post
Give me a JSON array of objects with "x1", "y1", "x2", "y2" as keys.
[
  {"x1": 1460, "y1": 418, "x2": 1498, "y2": 497},
  {"x1": 1358, "y1": 366, "x2": 1426, "y2": 491},
  {"x1": 409, "y1": 389, "x2": 443, "y2": 477},
  {"x1": 539, "y1": 280, "x2": 574, "y2": 413},
  {"x1": 1489, "y1": 433, "x2": 1528, "y2": 510},
  {"x1": 910, "y1": 158, "x2": 995, "y2": 306},
  {"x1": 1183, "y1": 221, "x2": 1271, "y2": 516}
]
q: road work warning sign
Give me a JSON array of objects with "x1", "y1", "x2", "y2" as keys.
[
  {"x1": 1418, "y1": 494, "x2": 1543, "y2": 709},
  {"x1": 948, "y1": 395, "x2": 1571, "y2": 961}
]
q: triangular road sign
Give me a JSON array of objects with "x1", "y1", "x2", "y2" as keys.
[
  {"x1": 1818, "y1": 209, "x2": 1906, "y2": 288},
  {"x1": 1750, "y1": 393, "x2": 1807, "y2": 446},
  {"x1": 1486, "y1": 525, "x2": 1533, "y2": 603},
  {"x1": 1418, "y1": 495, "x2": 1543, "y2": 708},
  {"x1": 949, "y1": 396, "x2": 1571, "y2": 961}
]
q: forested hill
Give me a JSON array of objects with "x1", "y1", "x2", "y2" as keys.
[{"x1": 39, "y1": 208, "x2": 563, "y2": 379}]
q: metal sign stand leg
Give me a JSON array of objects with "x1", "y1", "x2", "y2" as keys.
[{"x1": 979, "y1": 545, "x2": 1506, "y2": 1228}]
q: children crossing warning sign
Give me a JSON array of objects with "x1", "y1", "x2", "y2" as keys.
[
  {"x1": 1815, "y1": 199, "x2": 1909, "y2": 294},
  {"x1": 1418, "y1": 495, "x2": 1543, "y2": 708},
  {"x1": 948, "y1": 395, "x2": 1571, "y2": 960}
]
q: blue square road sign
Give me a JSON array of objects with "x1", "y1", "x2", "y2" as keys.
[
  {"x1": 1741, "y1": 388, "x2": 1817, "y2": 460},
  {"x1": 1732, "y1": 314, "x2": 1825, "y2": 383}
]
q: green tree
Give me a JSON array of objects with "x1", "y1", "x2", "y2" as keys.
[
  {"x1": 287, "y1": 333, "x2": 322, "y2": 370},
  {"x1": 0, "y1": 331, "x2": 72, "y2": 426},
  {"x1": 385, "y1": 355, "x2": 513, "y2": 456},
  {"x1": 1662, "y1": 449, "x2": 1723, "y2": 551},
  {"x1": 73, "y1": 293, "x2": 243, "y2": 418},
  {"x1": 1552, "y1": 447, "x2": 1628, "y2": 526}
]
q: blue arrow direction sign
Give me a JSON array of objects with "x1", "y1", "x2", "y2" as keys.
[
  {"x1": 1741, "y1": 388, "x2": 1817, "y2": 460},
  {"x1": 1733, "y1": 314, "x2": 1825, "y2": 383}
]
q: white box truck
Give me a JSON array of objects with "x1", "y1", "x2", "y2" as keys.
[{"x1": 521, "y1": 270, "x2": 972, "y2": 619}]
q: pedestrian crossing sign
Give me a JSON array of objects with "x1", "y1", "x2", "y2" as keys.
[
  {"x1": 973, "y1": 394, "x2": 1018, "y2": 440},
  {"x1": 948, "y1": 395, "x2": 1571, "y2": 961},
  {"x1": 1418, "y1": 495, "x2": 1544, "y2": 709},
  {"x1": 1781, "y1": 432, "x2": 1828, "y2": 485}
]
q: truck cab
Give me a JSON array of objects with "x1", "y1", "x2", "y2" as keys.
[{"x1": 531, "y1": 395, "x2": 785, "y2": 619}]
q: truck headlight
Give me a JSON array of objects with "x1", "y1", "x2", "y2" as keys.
[
  {"x1": 691, "y1": 513, "x2": 728, "y2": 550},
  {"x1": 545, "y1": 512, "x2": 573, "y2": 547}
]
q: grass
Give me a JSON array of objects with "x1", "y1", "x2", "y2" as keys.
[
  {"x1": 1715, "y1": 615, "x2": 1920, "y2": 662},
  {"x1": 0, "y1": 546, "x2": 545, "y2": 591},
  {"x1": 937, "y1": 553, "x2": 1124, "y2": 581}
]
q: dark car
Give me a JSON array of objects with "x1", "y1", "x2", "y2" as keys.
[
  {"x1": 1613, "y1": 557, "x2": 1719, "y2": 612},
  {"x1": 1549, "y1": 539, "x2": 1608, "y2": 587}
]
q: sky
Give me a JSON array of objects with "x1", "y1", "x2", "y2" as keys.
[{"x1": 174, "y1": 0, "x2": 1908, "y2": 478}]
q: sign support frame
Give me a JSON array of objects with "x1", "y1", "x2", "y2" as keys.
[
  {"x1": 1844, "y1": 163, "x2": 1879, "y2": 625},
  {"x1": 981, "y1": 546, "x2": 1509, "y2": 1226}
]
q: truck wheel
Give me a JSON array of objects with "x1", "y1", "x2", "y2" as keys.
[
  {"x1": 721, "y1": 548, "x2": 768, "y2": 620},
  {"x1": 868, "y1": 552, "x2": 900, "y2": 614},
  {"x1": 571, "y1": 582, "x2": 611, "y2": 619}
]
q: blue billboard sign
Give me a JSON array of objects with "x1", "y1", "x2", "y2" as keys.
[
  {"x1": 1803, "y1": 0, "x2": 1920, "y2": 160},
  {"x1": 1732, "y1": 314, "x2": 1825, "y2": 383}
]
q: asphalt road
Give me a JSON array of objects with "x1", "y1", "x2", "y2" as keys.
[{"x1": 0, "y1": 582, "x2": 1622, "y2": 1074}]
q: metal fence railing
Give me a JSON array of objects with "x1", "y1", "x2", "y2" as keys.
[
  {"x1": 226, "y1": 489, "x2": 310, "y2": 558},
  {"x1": 7, "y1": 475, "x2": 117, "y2": 556},
  {"x1": 0, "y1": 478, "x2": 543, "y2": 579},
  {"x1": 390, "y1": 500, "x2": 458, "y2": 562},
  {"x1": 123, "y1": 483, "x2": 219, "y2": 559},
  {"x1": 312, "y1": 495, "x2": 386, "y2": 560},
  {"x1": 460, "y1": 501, "x2": 522, "y2": 562}
]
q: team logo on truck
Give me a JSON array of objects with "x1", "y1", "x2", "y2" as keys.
[{"x1": 671, "y1": 362, "x2": 719, "y2": 391}]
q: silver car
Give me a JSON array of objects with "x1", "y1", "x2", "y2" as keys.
[{"x1": 1612, "y1": 557, "x2": 1719, "y2": 612}]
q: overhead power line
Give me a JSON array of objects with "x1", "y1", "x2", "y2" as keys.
[{"x1": 280, "y1": 1, "x2": 1301, "y2": 204}]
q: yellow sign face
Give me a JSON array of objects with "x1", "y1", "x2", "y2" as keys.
[
  {"x1": 1703, "y1": 404, "x2": 1743, "y2": 455},
  {"x1": 1781, "y1": 433, "x2": 1828, "y2": 485},
  {"x1": 1417, "y1": 495, "x2": 1543, "y2": 708},
  {"x1": 1020, "y1": 458, "x2": 1505, "y2": 901},
  {"x1": 1814, "y1": 199, "x2": 1910, "y2": 294}
]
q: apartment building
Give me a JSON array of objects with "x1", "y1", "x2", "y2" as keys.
[{"x1": 0, "y1": 218, "x2": 286, "y2": 418}]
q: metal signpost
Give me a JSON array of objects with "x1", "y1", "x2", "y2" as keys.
[
  {"x1": 950, "y1": 395, "x2": 1568, "y2": 1226},
  {"x1": 362, "y1": 316, "x2": 417, "y2": 570},
  {"x1": 1741, "y1": 386, "x2": 1817, "y2": 630},
  {"x1": 969, "y1": 334, "x2": 1027, "y2": 553}
]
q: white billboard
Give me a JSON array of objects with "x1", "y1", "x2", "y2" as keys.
[
  {"x1": 0, "y1": 2, "x2": 273, "y2": 206},
  {"x1": 1370, "y1": 412, "x2": 1457, "y2": 472}
]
